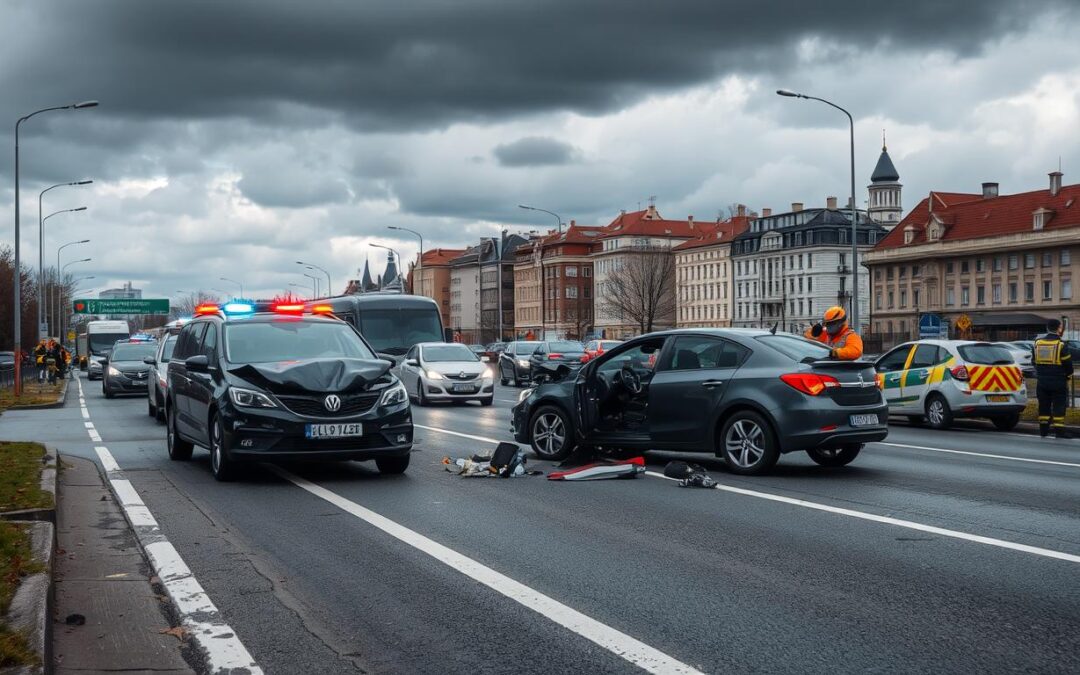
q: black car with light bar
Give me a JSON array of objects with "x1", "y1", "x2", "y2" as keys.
[
  {"x1": 165, "y1": 301, "x2": 412, "y2": 481},
  {"x1": 510, "y1": 328, "x2": 888, "y2": 475}
]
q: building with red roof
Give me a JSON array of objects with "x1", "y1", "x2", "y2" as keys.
[
  {"x1": 513, "y1": 221, "x2": 602, "y2": 339},
  {"x1": 864, "y1": 173, "x2": 1079, "y2": 342},
  {"x1": 673, "y1": 207, "x2": 752, "y2": 327},
  {"x1": 412, "y1": 247, "x2": 466, "y2": 328}
]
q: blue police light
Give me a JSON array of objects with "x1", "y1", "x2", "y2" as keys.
[{"x1": 223, "y1": 302, "x2": 255, "y2": 315}]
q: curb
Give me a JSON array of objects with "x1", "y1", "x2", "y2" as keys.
[
  {"x1": 2, "y1": 379, "x2": 69, "y2": 412},
  {"x1": 3, "y1": 521, "x2": 55, "y2": 675},
  {"x1": 0, "y1": 446, "x2": 58, "y2": 524}
]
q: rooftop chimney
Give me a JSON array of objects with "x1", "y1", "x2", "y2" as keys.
[
  {"x1": 982, "y1": 182, "x2": 999, "y2": 199},
  {"x1": 791, "y1": 202, "x2": 804, "y2": 213},
  {"x1": 1049, "y1": 171, "x2": 1063, "y2": 196},
  {"x1": 687, "y1": 215, "x2": 694, "y2": 229},
  {"x1": 826, "y1": 196, "x2": 838, "y2": 210},
  {"x1": 762, "y1": 208, "x2": 772, "y2": 217},
  {"x1": 737, "y1": 204, "x2": 746, "y2": 217}
]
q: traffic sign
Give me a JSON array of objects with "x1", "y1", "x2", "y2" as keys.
[
  {"x1": 72, "y1": 298, "x2": 170, "y2": 315},
  {"x1": 955, "y1": 314, "x2": 972, "y2": 332},
  {"x1": 918, "y1": 313, "x2": 942, "y2": 339}
]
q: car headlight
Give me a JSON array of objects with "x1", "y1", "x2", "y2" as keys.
[
  {"x1": 483, "y1": 369, "x2": 494, "y2": 381},
  {"x1": 380, "y1": 381, "x2": 408, "y2": 406},
  {"x1": 516, "y1": 359, "x2": 530, "y2": 368},
  {"x1": 518, "y1": 388, "x2": 535, "y2": 403},
  {"x1": 107, "y1": 366, "x2": 121, "y2": 377},
  {"x1": 229, "y1": 387, "x2": 277, "y2": 408},
  {"x1": 425, "y1": 369, "x2": 444, "y2": 380}
]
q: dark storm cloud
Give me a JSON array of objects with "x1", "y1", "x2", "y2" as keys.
[
  {"x1": 493, "y1": 137, "x2": 580, "y2": 167},
  {"x1": 1, "y1": 0, "x2": 1070, "y2": 134}
]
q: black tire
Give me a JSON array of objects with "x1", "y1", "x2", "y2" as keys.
[
  {"x1": 166, "y1": 404, "x2": 193, "y2": 461},
  {"x1": 718, "y1": 410, "x2": 780, "y2": 476},
  {"x1": 500, "y1": 376, "x2": 508, "y2": 386},
  {"x1": 415, "y1": 381, "x2": 428, "y2": 407},
  {"x1": 991, "y1": 412, "x2": 1020, "y2": 431},
  {"x1": 906, "y1": 415, "x2": 924, "y2": 426},
  {"x1": 480, "y1": 396, "x2": 493, "y2": 406},
  {"x1": 807, "y1": 444, "x2": 863, "y2": 467},
  {"x1": 529, "y1": 405, "x2": 574, "y2": 460},
  {"x1": 925, "y1": 394, "x2": 953, "y2": 430},
  {"x1": 375, "y1": 454, "x2": 410, "y2": 474},
  {"x1": 209, "y1": 412, "x2": 238, "y2": 482},
  {"x1": 103, "y1": 384, "x2": 114, "y2": 399},
  {"x1": 148, "y1": 391, "x2": 157, "y2": 418}
]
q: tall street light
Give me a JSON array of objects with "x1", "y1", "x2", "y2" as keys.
[
  {"x1": 518, "y1": 204, "x2": 563, "y2": 233},
  {"x1": 387, "y1": 226, "x2": 423, "y2": 262},
  {"x1": 12, "y1": 100, "x2": 98, "y2": 395},
  {"x1": 219, "y1": 277, "x2": 243, "y2": 298},
  {"x1": 296, "y1": 261, "x2": 331, "y2": 297},
  {"x1": 38, "y1": 179, "x2": 92, "y2": 337},
  {"x1": 302, "y1": 273, "x2": 319, "y2": 297},
  {"x1": 45, "y1": 208, "x2": 89, "y2": 327},
  {"x1": 776, "y1": 89, "x2": 860, "y2": 332},
  {"x1": 55, "y1": 239, "x2": 90, "y2": 338}
]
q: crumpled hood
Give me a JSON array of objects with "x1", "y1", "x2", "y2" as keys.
[{"x1": 228, "y1": 358, "x2": 392, "y2": 395}]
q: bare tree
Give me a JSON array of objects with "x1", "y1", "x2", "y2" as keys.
[{"x1": 600, "y1": 245, "x2": 676, "y2": 334}]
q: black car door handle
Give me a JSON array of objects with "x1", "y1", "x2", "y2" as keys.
[{"x1": 701, "y1": 379, "x2": 724, "y2": 387}]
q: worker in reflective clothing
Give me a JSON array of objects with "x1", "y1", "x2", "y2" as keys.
[
  {"x1": 1033, "y1": 318, "x2": 1074, "y2": 438},
  {"x1": 805, "y1": 306, "x2": 864, "y2": 360}
]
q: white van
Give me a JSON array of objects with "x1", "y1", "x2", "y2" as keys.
[{"x1": 85, "y1": 320, "x2": 131, "y2": 380}]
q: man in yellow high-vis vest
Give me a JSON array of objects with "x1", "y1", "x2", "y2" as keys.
[{"x1": 1033, "y1": 318, "x2": 1074, "y2": 438}]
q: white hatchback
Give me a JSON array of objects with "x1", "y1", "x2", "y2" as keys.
[{"x1": 397, "y1": 342, "x2": 494, "y2": 406}]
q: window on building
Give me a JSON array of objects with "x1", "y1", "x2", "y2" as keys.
[
  {"x1": 899, "y1": 265, "x2": 906, "y2": 278},
  {"x1": 583, "y1": 267, "x2": 592, "y2": 277},
  {"x1": 566, "y1": 266, "x2": 578, "y2": 277},
  {"x1": 1025, "y1": 253, "x2": 1036, "y2": 269},
  {"x1": 912, "y1": 289, "x2": 920, "y2": 309},
  {"x1": 992, "y1": 284, "x2": 1001, "y2": 304},
  {"x1": 1042, "y1": 252, "x2": 1053, "y2": 268},
  {"x1": 976, "y1": 285, "x2": 985, "y2": 304},
  {"x1": 839, "y1": 253, "x2": 847, "y2": 267},
  {"x1": 888, "y1": 291, "x2": 894, "y2": 309},
  {"x1": 912, "y1": 264, "x2": 921, "y2": 277},
  {"x1": 566, "y1": 286, "x2": 578, "y2": 299},
  {"x1": 1042, "y1": 280, "x2": 1052, "y2": 300},
  {"x1": 1025, "y1": 281, "x2": 1034, "y2": 302},
  {"x1": 1062, "y1": 279, "x2": 1072, "y2": 300},
  {"x1": 946, "y1": 261, "x2": 954, "y2": 274},
  {"x1": 1009, "y1": 282, "x2": 1018, "y2": 303},
  {"x1": 1008, "y1": 255, "x2": 1018, "y2": 270},
  {"x1": 961, "y1": 286, "x2": 970, "y2": 306},
  {"x1": 899, "y1": 290, "x2": 907, "y2": 308},
  {"x1": 993, "y1": 257, "x2": 1002, "y2": 272},
  {"x1": 946, "y1": 287, "x2": 955, "y2": 306},
  {"x1": 886, "y1": 267, "x2": 894, "y2": 280},
  {"x1": 807, "y1": 278, "x2": 812, "y2": 292},
  {"x1": 961, "y1": 260, "x2": 969, "y2": 273},
  {"x1": 806, "y1": 253, "x2": 812, "y2": 268}
]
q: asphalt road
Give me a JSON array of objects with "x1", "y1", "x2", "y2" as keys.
[{"x1": 2, "y1": 374, "x2": 1078, "y2": 674}]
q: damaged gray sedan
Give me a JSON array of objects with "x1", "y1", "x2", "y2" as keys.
[{"x1": 511, "y1": 329, "x2": 888, "y2": 475}]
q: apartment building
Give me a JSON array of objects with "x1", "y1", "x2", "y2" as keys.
[
  {"x1": 512, "y1": 222, "x2": 601, "y2": 340},
  {"x1": 411, "y1": 248, "x2": 465, "y2": 329},
  {"x1": 673, "y1": 209, "x2": 751, "y2": 327},
  {"x1": 449, "y1": 245, "x2": 481, "y2": 343},
  {"x1": 865, "y1": 174, "x2": 1080, "y2": 341}
]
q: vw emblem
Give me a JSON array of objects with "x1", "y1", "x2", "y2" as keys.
[
  {"x1": 459, "y1": 371, "x2": 466, "y2": 379},
  {"x1": 324, "y1": 394, "x2": 342, "y2": 412}
]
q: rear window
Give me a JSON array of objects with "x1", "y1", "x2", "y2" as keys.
[
  {"x1": 547, "y1": 341, "x2": 583, "y2": 352},
  {"x1": 513, "y1": 342, "x2": 541, "y2": 354},
  {"x1": 958, "y1": 344, "x2": 1015, "y2": 365},
  {"x1": 424, "y1": 344, "x2": 478, "y2": 362},
  {"x1": 111, "y1": 344, "x2": 157, "y2": 362},
  {"x1": 756, "y1": 334, "x2": 832, "y2": 362}
]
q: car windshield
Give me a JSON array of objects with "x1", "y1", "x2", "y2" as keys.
[
  {"x1": 547, "y1": 341, "x2": 583, "y2": 352},
  {"x1": 89, "y1": 332, "x2": 130, "y2": 354},
  {"x1": 958, "y1": 344, "x2": 1015, "y2": 365},
  {"x1": 161, "y1": 336, "x2": 178, "y2": 361},
  {"x1": 513, "y1": 342, "x2": 541, "y2": 354},
  {"x1": 424, "y1": 344, "x2": 478, "y2": 362},
  {"x1": 225, "y1": 321, "x2": 376, "y2": 364},
  {"x1": 357, "y1": 307, "x2": 442, "y2": 355},
  {"x1": 756, "y1": 334, "x2": 832, "y2": 362},
  {"x1": 110, "y1": 344, "x2": 156, "y2": 362},
  {"x1": 601, "y1": 341, "x2": 621, "y2": 349}
]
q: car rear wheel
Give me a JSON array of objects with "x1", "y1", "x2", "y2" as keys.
[
  {"x1": 210, "y1": 413, "x2": 238, "y2": 482},
  {"x1": 925, "y1": 394, "x2": 953, "y2": 430},
  {"x1": 375, "y1": 454, "x2": 410, "y2": 474},
  {"x1": 807, "y1": 444, "x2": 862, "y2": 467},
  {"x1": 719, "y1": 411, "x2": 780, "y2": 475},
  {"x1": 415, "y1": 381, "x2": 428, "y2": 407},
  {"x1": 991, "y1": 412, "x2": 1020, "y2": 431},
  {"x1": 167, "y1": 405, "x2": 193, "y2": 461},
  {"x1": 529, "y1": 405, "x2": 573, "y2": 460}
]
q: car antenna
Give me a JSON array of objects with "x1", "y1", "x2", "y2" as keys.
[{"x1": 769, "y1": 322, "x2": 778, "y2": 335}]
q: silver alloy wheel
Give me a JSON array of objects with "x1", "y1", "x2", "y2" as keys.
[
  {"x1": 928, "y1": 399, "x2": 945, "y2": 426},
  {"x1": 532, "y1": 412, "x2": 566, "y2": 457},
  {"x1": 725, "y1": 419, "x2": 766, "y2": 469},
  {"x1": 211, "y1": 420, "x2": 222, "y2": 474}
]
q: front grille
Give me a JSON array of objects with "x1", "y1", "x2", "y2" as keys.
[
  {"x1": 828, "y1": 385, "x2": 882, "y2": 407},
  {"x1": 276, "y1": 392, "x2": 380, "y2": 417},
  {"x1": 442, "y1": 372, "x2": 481, "y2": 381}
]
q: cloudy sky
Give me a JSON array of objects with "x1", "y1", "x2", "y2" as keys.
[{"x1": 3, "y1": 0, "x2": 1079, "y2": 301}]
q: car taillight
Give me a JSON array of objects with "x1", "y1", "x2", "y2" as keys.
[
  {"x1": 950, "y1": 365, "x2": 969, "y2": 381},
  {"x1": 273, "y1": 303, "x2": 305, "y2": 314},
  {"x1": 780, "y1": 372, "x2": 840, "y2": 396}
]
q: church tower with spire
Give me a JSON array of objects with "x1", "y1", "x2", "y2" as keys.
[{"x1": 868, "y1": 132, "x2": 903, "y2": 230}]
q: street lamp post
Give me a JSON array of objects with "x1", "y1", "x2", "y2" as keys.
[
  {"x1": 776, "y1": 89, "x2": 860, "y2": 332},
  {"x1": 518, "y1": 204, "x2": 563, "y2": 233},
  {"x1": 55, "y1": 238, "x2": 90, "y2": 339},
  {"x1": 387, "y1": 226, "x2": 424, "y2": 295},
  {"x1": 12, "y1": 100, "x2": 98, "y2": 395},
  {"x1": 39, "y1": 180, "x2": 92, "y2": 339},
  {"x1": 219, "y1": 277, "x2": 243, "y2": 299},
  {"x1": 302, "y1": 273, "x2": 319, "y2": 298},
  {"x1": 296, "y1": 261, "x2": 331, "y2": 298}
]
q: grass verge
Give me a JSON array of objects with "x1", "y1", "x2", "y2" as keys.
[
  {"x1": 0, "y1": 442, "x2": 53, "y2": 513},
  {"x1": 0, "y1": 381, "x2": 64, "y2": 412},
  {"x1": 0, "y1": 522, "x2": 42, "y2": 668}
]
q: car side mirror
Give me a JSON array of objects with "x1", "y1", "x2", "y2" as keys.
[
  {"x1": 404, "y1": 358, "x2": 418, "y2": 367},
  {"x1": 185, "y1": 355, "x2": 209, "y2": 373},
  {"x1": 481, "y1": 356, "x2": 490, "y2": 362},
  {"x1": 143, "y1": 356, "x2": 155, "y2": 365}
]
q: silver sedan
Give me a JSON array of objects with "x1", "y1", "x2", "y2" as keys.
[{"x1": 397, "y1": 342, "x2": 495, "y2": 406}]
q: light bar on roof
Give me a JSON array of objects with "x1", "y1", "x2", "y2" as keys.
[
  {"x1": 223, "y1": 302, "x2": 255, "y2": 315},
  {"x1": 194, "y1": 303, "x2": 221, "y2": 316}
]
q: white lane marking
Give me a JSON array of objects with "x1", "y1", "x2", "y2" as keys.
[
  {"x1": 88, "y1": 429, "x2": 102, "y2": 443},
  {"x1": 414, "y1": 424, "x2": 503, "y2": 445},
  {"x1": 273, "y1": 466, "x2": 702, "y2": 675},
  {"x1": 876, "y1": 441, "x2": 1080, "y2": 469},
  {"x1": 495, "y1": 398, "x2": 520, "y2": 404},
  {"x1": 80, "y1": 407, "x2": 89, "y2": 419},
  {"x1": 91, "y1": 444, "x2": 261, "y2": 671},
  {"x1": 84, "y1": 421, "x2": 94, "y2": 429},
  {"x1": 419, "y1": 423, "x2": 1080, "y2": 564}
]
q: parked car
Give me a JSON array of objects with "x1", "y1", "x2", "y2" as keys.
[
  {"x1": 993, "y1": 341, "x2": 1034, "y2": 377},
  {"x1": 145, "y1": 333, "x2": 179, "y2": 422},
  {"x1": 581, "y1": 339, "x2": 623, "y2": 363},
  {"x1": 511, "y1": 329, "x2": 887, "y2": 475},
  {"x1": 102, "y1": 342, "x2": 157, "y2": 399},
  {"x1": 498, "y1": 341, "x2": 542, "y2": 386},
  {"x1": 166, "y1": 303, "x2": 413, "y2": 481},
  {"x1": 398, "y1": 342, "x2": 494, "y2": 406},
  {"x1": 874, "y1": 340, "x2": 1026, "y2": 430},
  {"x1": 467, "y1": 344, "x2": 487, "y2": 359},
  {"x1": 0, "y1": 351, "x2": 14, "y2": 387},
  {"x1": 528, "y1": 341, "x2": 586, "y2": 374}
]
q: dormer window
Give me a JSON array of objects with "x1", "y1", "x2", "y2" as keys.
[
  {"x1": 1032, "y1": 208, "x2": 1052, "y2": 231},
  {"x1": 903, "y1": 225, "x2": 916, "y2": 245},
  {"x1": 926, "y1": 222, "x2": 942, "y2": 241}
]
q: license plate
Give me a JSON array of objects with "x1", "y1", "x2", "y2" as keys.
[
  {"x1": 305, "y1": 423, "x2": 363, "y2": 439},
  {"x1": 849, "y1": 414, "x2": 879, "y2": 427},
  {"x1": 452, "y1": 383, "x2": 477, "y2": 392},
  {"x1": 987, "y1": 395, "x2": 1010, "y2": 403}
]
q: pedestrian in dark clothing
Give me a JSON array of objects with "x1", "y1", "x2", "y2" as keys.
[{"x1": 1034, "y1": 318, "x2": 1074, "y2": 438}]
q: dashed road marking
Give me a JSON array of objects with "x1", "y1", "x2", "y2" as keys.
[
  {"x1": 875, "y1": 441, "x2": 1080, "y2": 469},
  {"x1": 273, "y1": 466, "x2": 703, "y2": 675}
]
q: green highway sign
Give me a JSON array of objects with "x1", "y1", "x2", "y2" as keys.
[{"x1": 72, "y1": 298, "x2": 170, "y2": 315}]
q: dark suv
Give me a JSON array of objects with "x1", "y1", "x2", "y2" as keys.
[{"x1": 165, "y1": 307, "x2": 413, "y2": 481}]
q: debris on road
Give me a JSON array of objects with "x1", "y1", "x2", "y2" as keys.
[
  {"x1": 547, "y1": 456, "x2": 645, "y2": 481},
  {"x1": 443, "y1": 442, "x2": 542, "y2": 477},
  {"x1": 663, "y1": 461, "x2": 719, "y2": 488}
]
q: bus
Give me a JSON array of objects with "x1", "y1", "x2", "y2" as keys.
[
  {"x1": 307, "y1": 293, "x2": 446, "y2": 362},
  {"x1": 85, "y1": 320, "x2": 131, "y2": 379}
]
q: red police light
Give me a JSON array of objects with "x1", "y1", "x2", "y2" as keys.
[{"x1": 194, "y1": 304, "x2": 220, "y2": 316}]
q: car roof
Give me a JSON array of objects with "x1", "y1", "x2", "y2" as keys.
[{"x1": 416, "y1": 341, "x2": 469, "y2": 348}]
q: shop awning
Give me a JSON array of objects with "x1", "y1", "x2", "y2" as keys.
[{"x1": 970, "y1": 313, "x2": 1050, "y2": 327}]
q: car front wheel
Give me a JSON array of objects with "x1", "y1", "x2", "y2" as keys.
[
  {"x1": 807, "y1": 444, "x2": 862, "y2": 467},
  {"x1": 210, "y1": 413, "x2": 238, "y2": 482},
  {"x1": 719, "y1": 411, "x2": 780, "y2": 475},
  {"x1": 529, "y1": 405, "x2": 573, "y2": 460}
]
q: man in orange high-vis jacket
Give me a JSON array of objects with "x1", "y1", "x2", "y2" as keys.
[{"x1": 804, "y1": 306, "x2": 864, "y2": 360}]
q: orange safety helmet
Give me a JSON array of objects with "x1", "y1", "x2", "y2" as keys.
[{"x1": 823, "y1": 306, "x2": 847, "y2": 326}]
